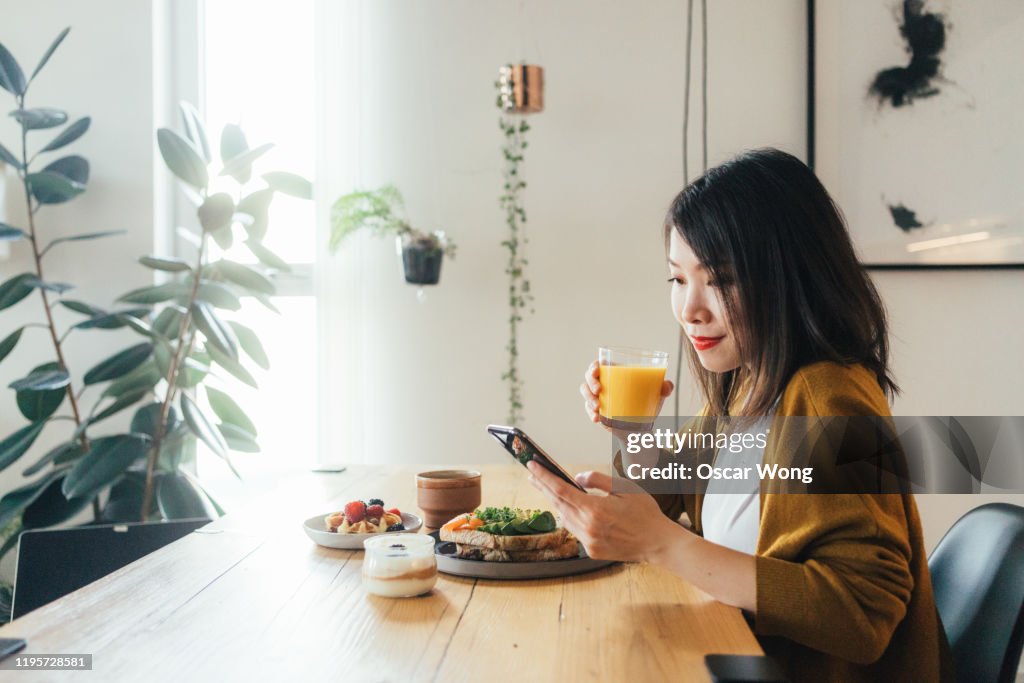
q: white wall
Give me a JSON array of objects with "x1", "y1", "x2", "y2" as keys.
[
  {"x1": 319, "y1": 0, "x2": 1024, "y2": 552},
  {"x1": 0, "y1": 0, "x2": 159, "y2": 569}
]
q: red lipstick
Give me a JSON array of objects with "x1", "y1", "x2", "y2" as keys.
[{"x1": 690, "y1": 335, "x2": 724, "y2": 351}]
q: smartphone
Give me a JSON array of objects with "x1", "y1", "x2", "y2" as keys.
[
  {"x1": 487, "y1": 425, "x2": 586, "y2": 492},
  {"x1": 0, "y1": 638, "x2": 26, "y2": 661}
]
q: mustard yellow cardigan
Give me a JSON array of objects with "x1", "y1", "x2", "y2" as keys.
[{"x1": 642, "y1": 362, "x2": 955, "y2": 682}]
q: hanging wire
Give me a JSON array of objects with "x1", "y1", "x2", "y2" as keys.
[{"x1": 674, "y1": 0, "x2": 708, "y2": 429}]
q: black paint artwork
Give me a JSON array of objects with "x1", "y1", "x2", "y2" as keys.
[
  {"x1": 869, "y1": 0, "x2": 948, "y2": 108},
  {"x1": 888, "y1": 203, "x2": 925, "y2": 232}
]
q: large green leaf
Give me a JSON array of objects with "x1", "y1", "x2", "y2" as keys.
[
  {"x1": 219, "y1": 123, "x2": 248, "y2": 165},
  {"x1": 40, "y1": 116, "x2": 90, "y2": 153},
  {"x1": 206, "y1": 386, "x2": 256, "y2": 436},
  {"x1": 89, "y1": 388, "x2": 149, "y2": 425},
  {"x1": 236, "y1": 189, "x2": 273, "y2": 240},
  {"x1": 157, "y1": 472, "x2": 216, "y2": 519},
  {"x1": 191, "y1": 302, "x2": 238, "y2": 360},
  {"x1": 59, "y1": 299, "x2": 103, "y2": 316},
  {"x1": 217, "y1": 423, "x2": 260, "y2": 453},
  {"x1": 0, "y1": 42, "x2": 26, "y2": 95},
  {"x1": 119, "y1": 282, "x2": 190, "y2": 304},
  {"x1": 26, "y1": 171, "x2": 84, "y2": 204},
  {"x1": 9, "y1": 367, "x2": 70, "y2": 391},
  {"x1": 100, "y1": 472, "x2": 154, "y2": 523},
  {"x1": 214, "y1": 260, "x2": 274, "y2": 295},
  {"x1": 0, "y1": 273, "x2": 36, "y2": 311},
  {"x1": 102, "y1": 360, "x2": 161, "y2": 398},
  {"x1": 180, "y1": 393, "x2": 231, "y2": 468},
  {"x1": 159, "y1": 424, "x2": 195, "y2": 471},
  {"x1": 29, "y1": 27, "x2": 70, "y2": 83},
  {"x1": 62, "y1": 433, "x2": 151, "y2": 499},
  {"x1": 83, "y1": 343, "x2": 153, "y2": 385},
  {"x1": 227, "y1": 321, "x2": 269, "y2": 370},
  {"x1": 0, "y1": 327, "x2": 23, "y2": 365},
  {"x1": 42, "y1": 154, "x2": 89, "y2": 182},
  {"x1": 0, "y1": 141, "x2": 21, "y2": 168},
  {"x1": 194, "y1": 282, "x2": 241, "y2": 311},
  {"x1": 22, "y1": 440, "x2": 85, "y2": 477},
  {"x1": 153, "y1": 343, "x2": 210, "y2": 388},
  {"x1": 151, "y1": 306, "x2": 186, "y2": 338},
  {"x1": 43, "y1": 229, "x2": 123, "y2": 254},
  {"x1": 0, "y1": 224, "x2": 25, "y2": 241},
  {"x1": 263, "y1": 171, "x2": 313, "y2": 200},
  {"x1": 22, "y1": 475, "x2": 92, "y2": 529},
  {"x1": 207, "y1": 346, "x2": 258, "y2": 389},
  {"x1": 11, "y1": 107, "x2": 67, "y2": 130},
  {"x1": 244, "y1": 239, "x2": 290, "y2": 272},
  {"x1": 210, "y1": 224, "x2": 233, "y2": 250},
  {"x1": 15, "y1": 362, "x2": 66, "y2": 420},
  {"x1": 25, "y1": 276, "x2": 73, "y2": 294},
  {"x1": 252, "y1": 293, "x2": 280, "y2": 314},
  {"x1": 72, "y1": 307, "x2": 151, "y2": 331},
  {"x1": 0, "y1": 421, "x2": 47, "y2": 473},
  {"x1": 179, "y1": 101, "x2": 211, "y2": 163},
  {"x1": 130, "y1": 401, "x2": 179, "y2": 439},
  {"x1": 157, "y1": 128, "x2": 208, "y2": 189},
  {"x1": 220, "y1": 142, "x2": 274, "y2": 182},
  {"x1": 0, "y1": 469, "x2": 65, "y2": 530},
  {"x1": 197, "y1": 192, "x2": 235, "y2": 232},
  {"x1": 139, "y1": 255, "x2": 191, "y2": 273}
]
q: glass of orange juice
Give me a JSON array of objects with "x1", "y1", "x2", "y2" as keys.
[{"x1": 598, "y1": 347, "x2": 668, "y2": 430}]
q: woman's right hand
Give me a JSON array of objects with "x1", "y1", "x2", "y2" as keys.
[{"x1": 579, "y1": 360, "x2": 675, "y2": 430}]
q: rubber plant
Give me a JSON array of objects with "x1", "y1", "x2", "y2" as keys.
[
  {"x1": 0, "y1": 29, "x2": 311, "y2": 573},
  {"x1": 495, "y1": 84, "x2": 532, "y2": 424},
  {"x1": 0, "y1": 27, "x2": 125, "y2": 560}
]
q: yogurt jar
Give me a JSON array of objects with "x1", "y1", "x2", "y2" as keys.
[{"x1": 362, "y1": 533, "x2": 437, "y2": 598}]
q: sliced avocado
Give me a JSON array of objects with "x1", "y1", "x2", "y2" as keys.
[
  {"x1": 528, "y1": 511, "x2": 556, "y2": 532},
  {"x1": 512, "y1": 519, "x2": 534, "y2": 534},
  {"x1": 498, "y1": 521, "x2": 519, "y2": 535}
]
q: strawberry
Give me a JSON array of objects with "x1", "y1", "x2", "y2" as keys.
[
  {"x1": 387, "y1": 507, "x2": 401, "y2": 516},
  {"x1": 366, "y1": 504, "x2": 385, "y2": 520},
  {"x1": 344, "y1": 500, "x2": 366, "y2": 523}
]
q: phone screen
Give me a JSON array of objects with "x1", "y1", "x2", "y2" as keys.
[{"x1": 487, "y1": 425, "x2": 586, "y2": 491}]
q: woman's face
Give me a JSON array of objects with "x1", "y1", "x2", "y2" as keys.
[{"x1": 668, "y1": 231, "x2": 742, "y2": 373}]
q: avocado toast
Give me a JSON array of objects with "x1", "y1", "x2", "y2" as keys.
[{"x1": 439, "y1": 507, "x2": 579, "y2": 562}]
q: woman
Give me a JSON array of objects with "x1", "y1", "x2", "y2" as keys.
[{"x1": 527, "y1": 149, "x2": 954, "y2": 682}]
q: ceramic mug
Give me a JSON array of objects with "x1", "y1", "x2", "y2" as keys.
[{"x1": 416, "y1": 470, "x2": 482, "y2": 528}]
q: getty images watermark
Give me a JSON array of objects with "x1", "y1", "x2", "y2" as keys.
[{"x1": 609, "y1": 416, "x2": 1024, "y2": 495}]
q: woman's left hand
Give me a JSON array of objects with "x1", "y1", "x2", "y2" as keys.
[{"x1": 526, "y1": 461, "x2": 679, "y2": 562}]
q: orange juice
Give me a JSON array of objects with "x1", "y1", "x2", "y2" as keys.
[{"x1": 598, "y1": 365, "x2": 667, "y2": 428}]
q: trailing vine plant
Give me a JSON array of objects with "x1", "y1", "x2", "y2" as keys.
[{"x1": 496, "y1": 84, "x2": 532, "y2": 424}]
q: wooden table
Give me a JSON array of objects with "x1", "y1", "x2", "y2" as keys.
[{"x1": 0, "y1": 464, "x2": 762, "y2": 682}]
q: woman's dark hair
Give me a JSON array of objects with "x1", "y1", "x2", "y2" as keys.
[{"x1": 665, "y1": 147, "x2": 898, "y2": 416}]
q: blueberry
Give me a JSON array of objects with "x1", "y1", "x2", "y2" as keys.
[
  {"x1": 387, "y1": 523, "x2": 405, "y2": 532},
  {"x1": 368, "y1": 498, "x2": 384, "y2": 507}
]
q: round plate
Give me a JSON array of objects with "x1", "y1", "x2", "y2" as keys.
[
  {"x1": 429, "y1": 531, "x2": 616, "y2": 579},
  {"x1": 303, "y1": 512, "x2": 423, "y2": 550}
]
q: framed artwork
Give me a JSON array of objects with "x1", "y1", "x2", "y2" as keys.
[{"x1": 808, "y1": 0, "x2": 1024, "y2": 269}]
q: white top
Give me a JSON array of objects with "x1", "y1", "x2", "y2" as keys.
[{"x1": 700, "y1": 417, "x2": 772, "y2": 555}]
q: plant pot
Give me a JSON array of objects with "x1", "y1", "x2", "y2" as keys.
[{"x1": 398, "y1": 231, "x2": 447, "y2": 285}]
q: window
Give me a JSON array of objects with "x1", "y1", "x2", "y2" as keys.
[{"x1": 183, "y1": 0, "x2": 318, "y2": 498}]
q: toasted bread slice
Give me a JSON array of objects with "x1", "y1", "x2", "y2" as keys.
[
  {"x1": 440, "y1": 524, "x2": 572, "y2": 550},
  {"x1": 455, "y1": 537, "x2": 580, "y2": 562}
]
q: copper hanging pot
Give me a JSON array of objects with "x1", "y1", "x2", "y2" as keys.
[{"x1": 498, "y1": 64, "x2": 544, "y2": 114}]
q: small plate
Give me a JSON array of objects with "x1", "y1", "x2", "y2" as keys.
[
  {"x1": 430, "y1": 531, "x2": 616, "y2": 579},
  {"x1": 303, "y1": 512, "x2": 423, "y2": 550}
]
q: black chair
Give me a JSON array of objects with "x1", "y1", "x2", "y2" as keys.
[
  {"x1": 928, "y1": 502, "x2": 1024, "y2": 683},
  {"x1": 11, "y1": 518, "x2": 210, "y2": 620}
]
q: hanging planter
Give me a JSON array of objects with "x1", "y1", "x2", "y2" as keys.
[
  {"x1": 495, "y1": 63, "x2": 543, "y2": 424},
  {"x1": 397, "y1": 231, "x2": 449, "y2": 285},
  {"x1": 498, "y1": 64, "x2": 545, "y2": 114},
  {"x1": 329, "y1": 185, "x2": 456, "y2": 286}
]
